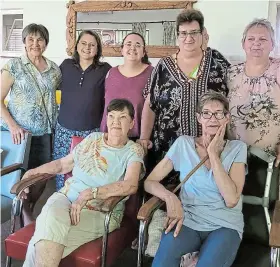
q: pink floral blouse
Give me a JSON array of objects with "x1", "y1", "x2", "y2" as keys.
[{"x1": 227, "y1": 58, "x2": 280, "y2": 155}]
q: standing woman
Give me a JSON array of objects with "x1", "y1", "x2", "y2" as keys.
[
  {"x1": 138, "y1": 9, "x2": 230, "y2": 182},
  {"x1": 100, "y1": 32, "x2": 153, "y2": 141},
  {"x1": 1, "y1": 24, "x2": 61, "y2": 225},
  {"x1": 53, "y1": 30, "x2": 111, "y2": 191}
]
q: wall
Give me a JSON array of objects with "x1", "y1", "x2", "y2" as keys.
[{"x1": 0, "y1": 0, "x2": 275, "y2": 68}]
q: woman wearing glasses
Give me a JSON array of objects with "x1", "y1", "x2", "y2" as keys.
[
  {"x1": 100, "y1": 32, "x2": 153, "y2": 141},
  {"x1": 138, "y1": 9, "x2": 230, "y2": 184},
  {"x1": 53, "y1": 30, "x2": 111, "y2": 191},
  {"x1": 146, "y1": 92, "x2": 247, "y2": 267}
]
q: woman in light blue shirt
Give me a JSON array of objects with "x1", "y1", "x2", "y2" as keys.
[{"x1": 145, "y1": 92, "x2": 247, "y2": 267}]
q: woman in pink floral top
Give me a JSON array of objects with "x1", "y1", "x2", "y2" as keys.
[{"x1": 227, "y1": 19, "x2": 280, "y2": 165}]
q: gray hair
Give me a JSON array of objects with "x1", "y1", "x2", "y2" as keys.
[
  {"x1": 242, "y1": 19, "x2": 275, "y2": 47},
  {"x1": 197, "y1": 92, "x2": 229, "y2": 113},
  {"x1": 22, "y1": 23, "x2": 49, "y2": 45}
]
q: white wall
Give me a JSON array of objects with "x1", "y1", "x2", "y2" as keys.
[{"x1": 0, "y1": 0, "x2": 276, "y2": 68}]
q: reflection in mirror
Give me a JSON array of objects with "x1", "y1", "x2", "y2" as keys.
[{"x1": 76, "y1": 9, "x2": 184, "y2": 46}]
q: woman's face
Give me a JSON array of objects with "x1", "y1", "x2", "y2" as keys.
[
  {"x1": 197, "y1": 100, "x2": 229, "y2": 136},
  {"x1": 177, "y1": 21, "x2": 203, "y2": 53},
  {"x1": 243, "y1": 25, "x2": 273, "y2": 59},
  {"x1": 77, "y1": 34, "x2": 98, "y2": 61},
  {"x1": 107, "y1": 108, "x2": 134, "y2": 139},
  {"x1": 25, "y1": 32, "x2": 47, "y2": 58},
  {"x1": 121, "y1": 34, "x2": 145, "y2": 63}
]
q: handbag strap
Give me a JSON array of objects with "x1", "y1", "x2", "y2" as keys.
[
  {"x1": 20, "y1": 58, "x2": 54, "y2": 132},
  {"x1": 172, "y1": 155, "x2": 209, "y2": 194}
]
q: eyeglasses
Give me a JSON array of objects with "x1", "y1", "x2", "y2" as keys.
[
  {"x1": 178, "y1": 30, "x2": 201, "y2": 39},
  {"x1": 123, "y1": 42, "x2": 144, "y2": 49},
  {"x1": 79, "y1": 41, "x2": 96, "y2": 49},
  {"x1": 201, "y1": 111, "x2": 227, "y2": 120}
]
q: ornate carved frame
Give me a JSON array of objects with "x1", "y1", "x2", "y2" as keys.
[{"x1": 66, "y1": 1, "x2": 196, "y2": 57}]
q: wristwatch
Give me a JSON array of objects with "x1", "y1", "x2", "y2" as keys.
[{"x1": 91, "y1": 187, "x2": 98, "y2": 199}]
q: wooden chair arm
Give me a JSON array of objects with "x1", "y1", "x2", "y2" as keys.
[
  {"x1": 96, "y1": 196, "x2": 127, "y2": 213},
  {"x1": 10, "y1": 173, "x2": 54, "y2": 195},
  {"x1": 269, "y1": 200, "x2": 280, "y2": 248},
  {"x1": 0, "y1": 163, "x2": 24, "y2": 176},
  {"x1": 137, "y1": 196, "x2": 163, "y2": 221}
]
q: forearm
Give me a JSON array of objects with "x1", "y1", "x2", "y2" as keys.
[
  {"x1": 94, "y1": 181, "x2": 138, "y2": 200},
  {"x1": 144, "y1": 180, "x2": 174, "y2": 202},
  {"x1": 0, "y1": 102, "x2": 17, "y2": 128},
  {"x1": 140, "y1": 99, "x2": 155, "y2": 140},
  {"x1": 210, "y1": 154, "x2": 239, "y2": 207}
]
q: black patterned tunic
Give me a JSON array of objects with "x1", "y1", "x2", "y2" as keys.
[{"x1": 144, "y1": 48, "x2": 230, "y2": 182}]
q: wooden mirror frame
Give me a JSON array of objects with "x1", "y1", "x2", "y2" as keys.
[{"x1": 66, "y1": 1, "x2": 196, "y2": 57}]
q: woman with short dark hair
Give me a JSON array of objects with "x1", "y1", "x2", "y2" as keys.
[
  {"x1": 53, "y1": 30, "x2": 111, "y2": 191},
  {"x1": 138, "y1": 9, "x2": 230, "y2": 184},
  {"x1": 1, "y1": 23, "x2": 61, "y2": 225}
]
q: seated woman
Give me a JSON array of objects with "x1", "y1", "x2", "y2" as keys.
[
  {"x1": 145, "y1": 92, "x2": 247, "y2": 267},
  {"x1": 21, "y1": 99, "x2": 145, "y2": 267}
]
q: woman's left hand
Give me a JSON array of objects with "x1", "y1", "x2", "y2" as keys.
[
  {"x1": 70, "y1": 189, "x2": 91, "y2": 225},
  {"x1": 207, "y1": 123, "x2": 227, "y2": 157}
]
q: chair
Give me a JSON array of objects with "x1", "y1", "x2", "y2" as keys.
[
  {"x1": 137, "y1": 146, "x2": 280, "y2": 267},
  {"x1": 5, "y1": 136, "x2": 141, "y2": 267},
  {"x1": 1, "y1": 130, "x2": 31, "y2": 224}
]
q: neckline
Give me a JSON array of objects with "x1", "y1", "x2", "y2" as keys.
[
  {"x1": 243, "y1": 59, "x2": 271, "y2": 79},
  {"x1": 191, "y1": 137, "x2": 228, "y2": 172},
  {"x1": 117, "y1": 64, "x2": 151, "y2": 79},
  {"x1": 173, "y1": 50, "x2": 206, "y2": 83},
  {"x1": 101, "y1": 133, "x2": 130, "y2": 150}
]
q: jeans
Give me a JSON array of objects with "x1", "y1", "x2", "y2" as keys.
[{"x1": 152, "y1": 225, "x2": 241, "y2": 267}]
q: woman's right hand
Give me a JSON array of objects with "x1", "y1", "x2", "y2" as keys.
[
  {"x1": 19, "y1": 169, "x2": 34, "y2": 199},
  {"x1": 9, "y1": 124, "x2": 28, "y2": 145},
  {"x1": 164, "y1": 193, "x2": 184, "y2": 237},
  {"x1": 136, "y1": 139, "x2": 153, "y2": 155}
]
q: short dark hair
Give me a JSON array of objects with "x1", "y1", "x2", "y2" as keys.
[
  {"x1": 121, "y1": 32, "x2": 151, "y2": 65},
  {"x1": 107, "y1": 99, "x2": 135, "y2": 120},
  {"x1": 197, "y1": 92, "x2": 229, "y2": 113},
  {"x1": 176, "y1": 9, "x2": 204, "y2": 34},
  {"x1": 73, "y1": 30, "x2": 103, "y2": 66},
  {"x1": 22, "y1": 23, "x2": 49, "y2": 45}
]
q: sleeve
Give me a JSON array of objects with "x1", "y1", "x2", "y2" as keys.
[
  {"x1": 233, "y1": 141, "x2": 248, "y2": 174},
  {"x1": 142, "y1": 66, "x2": 154, "y2": 99},
  {"x1": 146, "y1": 60, "x2": 162, "y2": 113},
  {"x1": 53, "y1": 62, "x2": 62, "y2": 91},
  {"x1": 1, "y1": 58, "x2": 18, "y2": 80},
  {"x1": 165, "y1": 136, "x2": 183, "y2": 171},
  {"x1": 127, "y1": 143, "x2": 146, "y2": 179}
]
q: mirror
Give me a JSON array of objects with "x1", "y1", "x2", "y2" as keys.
[{"x1": 66, "y1": 1, "x2": 196, "y2": 57}]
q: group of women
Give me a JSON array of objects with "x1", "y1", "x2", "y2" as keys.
[{"x1": 1, "y1": 8, "x2": 279, "y2": 267}]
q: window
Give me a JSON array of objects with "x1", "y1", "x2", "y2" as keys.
[{"x1": 1, "y1": 10, "x2": 23, "y2": 56}]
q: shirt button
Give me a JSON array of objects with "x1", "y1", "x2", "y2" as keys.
[
  {"x1": 82, "y1": 72, "x2": 84, "y2": 74},
  {"x1": 79, "y1": 82, "x2": 82, "y2": 85},
  {"x1": 81, "y1": 77, "x2": 84, "y2": 80}
]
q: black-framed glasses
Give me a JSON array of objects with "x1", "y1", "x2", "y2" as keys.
[
  {"x1": 201, "y1": 111, "x2": 227, "y2": 120},
  {"x1": 178, "y1": 30, "x2": 201, "y2": 39}
]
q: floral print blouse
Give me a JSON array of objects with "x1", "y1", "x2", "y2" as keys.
[
  {"x1": 1, "y1": 55, "x2": 61, "y2": 135},
  {"x1": 227, "y1": 58, "x2": 280, "y2": 155}
]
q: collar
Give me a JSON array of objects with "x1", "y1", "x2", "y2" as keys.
[{"x1": 20, "y1": 54, "x2": 53, "y2": 72}]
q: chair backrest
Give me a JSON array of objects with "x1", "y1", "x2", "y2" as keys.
[
  {"x1": 64, "y1": 136, "x2": 140, "y2": 225},
  {"x1": 242, "y1": 146, "x2": 279, "y2": 246},
  {"x1": 1, "y1": 131, "x2": 32, "y2": 199}
]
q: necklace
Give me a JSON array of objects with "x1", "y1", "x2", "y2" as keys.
[{"x1": 174, "y1": 50, "x2": 206, "y2": 83}]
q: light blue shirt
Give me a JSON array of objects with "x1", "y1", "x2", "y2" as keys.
[
  {"x1": 59, "y1": 132, "x2": 145, "y2": 222},
  {"x1": 166, "y1": 136, "x2": 247, "y2": 238}
]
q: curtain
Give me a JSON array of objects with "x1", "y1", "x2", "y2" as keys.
[
  {"x1": 163, "y1": 21, "x2": 176, "y2": 46},
  {"x1": 132, "y1": 22, "x2": 147, "y2": 40}
]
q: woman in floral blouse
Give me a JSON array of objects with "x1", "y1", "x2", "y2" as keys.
[
  {"x1": 227, "y1": 19, "x2": 280, "y2": 165},
  {"x1": 138, "y1": 9, "x2": 230, "y2": 183}
]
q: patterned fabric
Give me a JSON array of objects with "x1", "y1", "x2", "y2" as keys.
[
  {"x1": 53, "y1": 122, "x2": 99, "y2": 191},
  {"x1": 143, "y1": 47, "x2": 230, "y2": 179},
  {"x1": 1, "y1": 55, "x2": 61, "y2": 135},
  {"x1": 227, "y1": 58, "x2": 280, "y2": 155},
  {"x1": 163, "y1": 22, "x2": 176, "y2": 46},
  {"x1": 59, "y1": 132, "x2": 145, "y2": 220}
]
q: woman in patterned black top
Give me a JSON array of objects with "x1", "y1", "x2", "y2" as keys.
[{"x1": 138, "y1": 9, "x2": 230, "y2": 184}]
